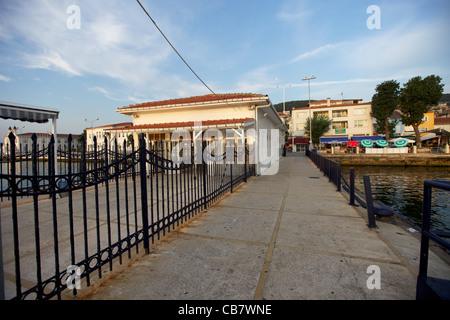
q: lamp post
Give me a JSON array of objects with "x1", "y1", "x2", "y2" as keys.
[
  {"x1": 276, "y1": 84, "x2": 292, "y2": 113},
  {"x1": 302, "y1": 75, "x2": 316, "y2": 149},
  {"x1": 85, "y1": 118, "x2": 99, "y2": 128}
]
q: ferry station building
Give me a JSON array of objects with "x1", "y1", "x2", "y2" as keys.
[{"x1": 86, "y1": 93, "x2": 287, "y2": 175}]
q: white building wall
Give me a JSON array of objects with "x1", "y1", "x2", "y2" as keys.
[
  {"x1": 132, "y1": 105, "x2": 254, "y2": 126},
  {"x1": 291, "y1": 103, "x2": 373, "y2": 139}
]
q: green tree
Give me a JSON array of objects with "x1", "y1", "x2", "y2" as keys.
[
  {"x1": 304, "y1": 115, "x2": 332, "y2": 146},
  {"x1": 400, "y1": 75, "x2": 444, "y2": 146},
  {"x1": 371, "y1": 80, "x2": 400, "y2": 141},
  {"x1": 127, "y1": 134, "x2": 134, "y2": 147}
]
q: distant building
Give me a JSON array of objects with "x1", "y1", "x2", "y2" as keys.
[
  {"x1": 2, "y1": 128, "x2": 81, "y2": 153},
  {"x1": 291, "y1": 98, "x2": 373, "y2": 140},
  {"x1": 403, "y1": 111, "x2": 435, "y2": 133},
  {"x1": 389, "y1": 110, "x2": 405, "y2": 136},
  {"x1": 85, "y1": 122, "x2": 133, "y2": 151},
  {"x1": 434, "y1": 117, "x2": 450, "y2": 131}
]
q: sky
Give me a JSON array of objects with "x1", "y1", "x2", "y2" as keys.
[{"x1": 0, "y1": 0, "x2": 449, "y2": 135}]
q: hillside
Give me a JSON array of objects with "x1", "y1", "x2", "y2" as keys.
[
  {"x1": 273, "y1": 100, "x2": 312, "y2": 113},
  {"x1": 440, "y1": 93, "x2": 450, "y2": 105}
]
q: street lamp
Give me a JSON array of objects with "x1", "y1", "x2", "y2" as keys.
[
  {"x1": 302, "y1": 75, "x2": 316, "y2": 148},
  {"x1": 276, "y1": 84, "x2": 292, "y2": 113},
  {"x1": 85, "y1": 118, "x2": 99, "y2": 128}
]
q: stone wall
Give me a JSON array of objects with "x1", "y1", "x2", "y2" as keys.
[{"x1": 322, "y1": 154, "x2": 450, "y2": 167}]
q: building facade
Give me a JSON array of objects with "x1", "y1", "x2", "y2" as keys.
[
  {"x1": 3, "y1": 128, "x2": 81, "y2": 153},
  {"x1": 85, "y1": 122, "x2": 133, "y2": 151},
  {"x1": 291, "y1": 98, "x2": 373, "y2": 140},
  {"x1": 404, "y1": 111, "x2": 435, "y2": 133}
]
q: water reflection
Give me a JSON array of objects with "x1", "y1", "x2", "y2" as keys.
[{"x1": 341, "y1": 166, "x2": 450, "y2": 232}]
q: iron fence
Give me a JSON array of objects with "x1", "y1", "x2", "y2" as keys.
[{"x1": 0, "y1": 132, "x2": 255, "y2": 300}]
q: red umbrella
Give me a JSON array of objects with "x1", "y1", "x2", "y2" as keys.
[{"x1": 347, "y1": 140, "x2": 359, "y2": 147}]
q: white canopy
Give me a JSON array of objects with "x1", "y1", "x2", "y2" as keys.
[
  {"x1": 420, "y1": 133, "x2": 437, "y2": 141},
  {"x1": 388, "y1": 137, "x2": 416, "y2": 144},
  {"x1": 0, "y1": 101, "x2": 60, "y2": 173}
]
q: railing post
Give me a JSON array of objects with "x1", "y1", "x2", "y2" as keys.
[
  {"x1": 349, "y1": 168, "x2": 355, "y2": 206},
  {"x1": 230, "y1": 145, "x2": 233, "y2": 194},
  {"x1": 363, "y1": 175, "x2": 377, "y2": 228},
  {"x1": 336, "y1": 162, "x2": 341, "y2": 192},
  {"x1": 244, "y1": 142, "x2": 248, "y2": 183},
  {"x1": 0, "y1": 204, "x2": 3, "y2": 300},
  {"x1": 418, "y1": 183, "x2": 432, "y2": 279},
  {"x1": 8, "y1": 132, "x2": 22, "y2": 299},
  {"x1": 202, "y1": 141, "x2": 208, "y2": 209},
  {"x1": 139, "y1": 134, "x2": 150, "y2": 254}
]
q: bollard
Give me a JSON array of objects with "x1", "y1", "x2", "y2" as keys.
[
  {"x1": 363, "y1": 175, "x2": 377, "y2": 228},
  {"x1": 349, "y1": 168, "x2": 355, "y2": 206}
]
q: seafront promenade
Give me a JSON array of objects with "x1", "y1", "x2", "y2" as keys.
[{"x1": 72, "y1": 154, "x2": 450, "y2": 300}]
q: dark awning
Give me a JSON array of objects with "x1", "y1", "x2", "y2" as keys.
[
  {"x1": 287, "y1": 137, "x2": 309, "y2": 144},
  {"x1": 0, "y1": 101, "x2": 59, "y2": 123},
  {"x1": 351, "y1": 136, "x2": 383, "y2": 142},
  {"x1": 320, "y1": 137, "x2": 349, "y2": 143}
]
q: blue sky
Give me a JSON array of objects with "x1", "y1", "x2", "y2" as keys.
[{"x1": 0, "y1": 0, "x2": 449, "y2": 135}]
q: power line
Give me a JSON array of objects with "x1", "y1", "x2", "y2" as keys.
[{"x1": 135, "y1": 0, "x2": 219, "y2": 99}]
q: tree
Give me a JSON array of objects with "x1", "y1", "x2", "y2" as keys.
[
  {"x1": 371, "y1": 80, "x2": 400, "y2": 141},
  {"x1": 399, "y1": 75, "x2": 444, "y2": 146},
  {"x1": 304, "y1": 115, "x2": 332, "y2": 146}
]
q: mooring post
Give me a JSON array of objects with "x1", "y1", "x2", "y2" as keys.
[
  {"x1": 363, "y1": 175, "x2": 377, "y2": 228},
  {"x1": 349, "y1": 168, "x2": 355, "y2": 205}
]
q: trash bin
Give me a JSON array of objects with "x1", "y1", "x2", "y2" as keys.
[{"x1": 57, "y1": 180, "x2": 69, "y2": 198}]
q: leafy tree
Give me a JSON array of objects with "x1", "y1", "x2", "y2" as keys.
[
  {"x1": 304, "y1": 115, "x2": 332, "y2": 146},
  {"x1": 399, "y1": 75, "x2": 444, "y2": 146},
  {"x1": 77, "y1": 129, "x2": 86, "y2": 142},
  {"x1": 371, "y1": 80, "x2": 400, "y2": 141},
  {"x1": 127, "y1": 134, "x2": 134, "y2": 147}
]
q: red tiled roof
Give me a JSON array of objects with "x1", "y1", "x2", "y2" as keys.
[
  {"x1": 293, "y1": 102, "x2": 371, "y2": 111},
  {"x1": 435, "y1": 117, "x2": 450, "y2": 124},
  {"x1": 88, "y1": 122, "x2": 133, "y2": 130},
  {"x1": 118, "y1": 93, "x2": 267, "y2": 111},
  {"x1": 108, "y1": 118, "x2": 255, "y2": 131}
]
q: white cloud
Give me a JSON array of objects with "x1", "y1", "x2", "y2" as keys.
[
  {"x1": 277, "y1": 0, "x2": 312, "y2": 22},
  {"x1": 341, "y1": 21, "x2": 448, "y2": 78},
  {"x1": 1, "y1": 1, "x2": 191, "y2": 97},
  {"x1": 0, "y1": 74, "x2": 11, "y2": 82},
  {"x1": 235, "y1": 66, "x2": 279, "y2": 93},
  {"x1": 291, "y1": 43, "x2": 345, "y2": 63},
  {"x1": 24, "y1": 50, "x2": 82, "y2": 76}
]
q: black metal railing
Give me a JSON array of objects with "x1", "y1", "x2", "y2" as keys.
[
  {"x1": 0, "y1": 132, "x2": 255, "y2": 300},
  {"x1": 416, "y1": 180, "x2": 450, "y2": 300},
  {"x1": 305, "y1": 148, "x2": 341, "y2": 191}
]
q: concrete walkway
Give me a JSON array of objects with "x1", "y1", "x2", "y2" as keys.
[{"x1": 75, "y1": 155, "x2": 450, "y2": 300}]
